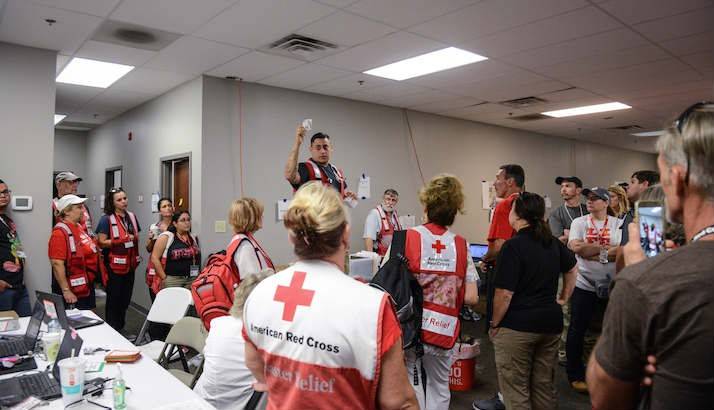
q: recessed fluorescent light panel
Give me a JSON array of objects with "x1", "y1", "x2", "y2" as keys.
[
  {"x1": 542, "y1": 102, "x2": 631, "y2": 118},
  {"x1": 54, "y1": 114, "x2": 66, "y2": 125},
  {"x1": 363, "y1": 47, "x2": 488, "y2": 81},
  {"x1": 632, "y1": 130, "x2": 665, "y2": 137},
  {"x1": 56, "y1": 57, "x2": 134, "y2": 88}
]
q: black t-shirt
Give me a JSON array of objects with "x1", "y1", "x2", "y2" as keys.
[
  {"x1": 494, "y1": 227, "x2": 577, "y2": 334},
  {"x1": 0, "y1": 214, "x2": 24, "y2": 287},
  {"x1": 164, "y1": 234, "x2": 201, "y2": 277},
  {"x1": 292, "y1": 162, "x2": 346, "y2": 193}
]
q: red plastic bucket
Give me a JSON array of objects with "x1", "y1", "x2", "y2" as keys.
[{"x1": 449, "y1": 358, "x2": 475, "y2": 391}]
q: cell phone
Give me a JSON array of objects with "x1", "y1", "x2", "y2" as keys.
[{"x1": 635, "y1": 200, "x2": 667, "y2": 257}]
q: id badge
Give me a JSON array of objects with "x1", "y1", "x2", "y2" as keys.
[
  {"x1": 190, "y1": 265, "x2": 200, "y2": 277},
  {"x1": 599, "y1": 247, "x2": 609, "y2": 264},
  {"x1": 124, "y1": 241, "x2": 134, "y2": 249},
  {"x1": 70, "y1": 277, "x2": 86, "y2": 286}
]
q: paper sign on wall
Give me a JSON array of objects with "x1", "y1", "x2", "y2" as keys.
[
  {"x1": 277, "y1": 199, "x2": 291, "y2": 221},
  {"x1": 544, "y1": 195, "x2": 552, "y2": 209},
  {"x1": 151, "y1": 193, "x2": 160, "y2": 213},
  {"x1": 482, "y1": 180, "x2": 496, "y2": 210},
  {"x1": 357, "y1": 174, "x2": 370, "y2": 200}
]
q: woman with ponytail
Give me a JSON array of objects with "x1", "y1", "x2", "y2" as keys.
[{"x1": 489, "y1": 192, "x2": 578, "y2": 410}]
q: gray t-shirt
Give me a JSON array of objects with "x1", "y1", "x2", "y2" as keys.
[
  {"x1": 595, "y1": 241, "x2": 714, "y2": 410},
  {"x1": 548, "y1": 203, "x2": 588, "y2": 237}
]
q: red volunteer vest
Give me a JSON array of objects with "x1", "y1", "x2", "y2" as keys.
[
  {"x1": 300, "y1": 159, "x2": 346, "y2": 198},
  {"x1": 229, "y1": 232, "x2": 275, "y2": 278},
  {"x1": 53, "y1": 222, "x2": 96, "y2": 297},
  {"x1": 405, "y1": 224, "x2": 467, "y2": 349},
  {"x1": 108, "y1": 212, "x2": 140, "y2": 274},
  {"x1": 243, "y1": 260, "x2": 386, "y2": 410},
  {"x1": 374, "y1": 206, "x2": 401, "y2": 256}
]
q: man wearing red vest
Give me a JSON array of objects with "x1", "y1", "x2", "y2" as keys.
[
  {"x1": 53, "y1": 171, "x2": 93, "y2": 237},
  {"x1": 363, "y1": 189, "x2": 401, "y2": 256},
  {"x1": 284, "y1": 124, "x2": 357, "y2": 201}
]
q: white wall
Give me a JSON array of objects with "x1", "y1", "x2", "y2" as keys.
[
  {"x1": 84, "y1": 77, "x2": 202, "y2": 309},
  {"x1": 200, "y1": 79, "x2": 657, "y2": 263},
  {"x1": 54, "y1": 130, "x2": 88, "y2": 181},
  {"x1": 0, "y1": 42, "x2": 56, "y2": 297}
]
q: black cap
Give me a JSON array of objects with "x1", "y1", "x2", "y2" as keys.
[
  {"x1": 555, "y1": 176, "x2": 583, "y2": 188},
  {"x1": 582, "y1": 187, "x2": 610, "y2": 202}
]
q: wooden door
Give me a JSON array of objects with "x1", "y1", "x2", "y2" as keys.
[{"x1": 173, "y1": 159, "x2": 189, "y2": 212}]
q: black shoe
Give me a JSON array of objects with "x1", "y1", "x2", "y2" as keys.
[{"x1": 472, "y1": 394, "x2": 505, "y2": 410}]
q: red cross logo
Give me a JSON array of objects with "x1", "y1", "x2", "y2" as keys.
[
  {"x1": 273, "y1": 271, "x2": 315, "y2": 322},
  {"x1": 432, "y1": 240, "x2": 446, "y2": 254}
]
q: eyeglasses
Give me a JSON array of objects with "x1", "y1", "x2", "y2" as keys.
[
  {"x1": 673, "y1": 101, "x2": 714, "y2": 184},
  {"x1": 0, "y1": 190, "x2": 11, "y2": 196}
]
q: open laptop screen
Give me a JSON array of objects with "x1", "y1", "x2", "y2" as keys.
[
  {"x1": 24, "y1": 302, "x2": 45, "y2": 347},
  {"x1": 469, "y1": 243, "x2": 489, "y2": 261},
  {"x1": 51, "y1": 329, "x2": 83, "y2": 381}
]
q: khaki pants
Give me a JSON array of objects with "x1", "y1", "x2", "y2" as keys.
[
  {"x1": 162, "y1": 275, "x2": 194, "y2": 290},
  {"x1": 493, "y1": 328, "x2": 559, "y2": 410}
]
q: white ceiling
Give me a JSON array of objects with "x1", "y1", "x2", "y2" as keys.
[{"x1": 2, "y1": 0, "x2": 713, "y2": 152}]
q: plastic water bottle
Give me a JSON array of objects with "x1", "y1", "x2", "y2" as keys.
[
  {"x1": 47, "y1": 318, "x2": 61, "y2": 334},
  {"x1": 113, "y1": 363, "x2": 127, "y2": 409}
]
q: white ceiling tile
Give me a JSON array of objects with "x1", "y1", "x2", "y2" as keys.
[
  {"x1": 441, "y1": 102, "x2": 526, "y2": 119},
  {"x1": 396, "y1": 90, "x2": 465, "y2": 108},
  {"x1": 682, "y1": 51, "x2": 714, "y2": 69},
  {"x1": 346, "y1": 0, "x2": 477, "y2": 29},
  {"x1": 408, "y1": 96, "x2": 484, "y2": 113},
  {"x1": 345, "y1": 82, "x2": 431, "y2": 100},
  {"x1": 297, "y1": 11, "x2": 396, "y2": 47},
  {"x1": 408, "y1": 0, "x2": 588, "y2": 44},
  {"x1": 634, "y1": 6, "x2": 714, "y2": 42},
  {"x1": 143, "y1": 36, "x2": 249, "y2": 75},
  {"x1": 316, "y1": 31, "x2": 445, "y2": 72},
  {"x1": 110, "y1": 0, "x2": 234, "y2": 35},
  {"x1": 434, "y1": 69, "x2": 552, "y2": 97},
  {"x1": 314, "y1": 0, "x2": 359, "y2": 7},
  {"x1": 56, "y1": 83, "x2": 105, "y2": 112},
  {"x1": 74, "y1": 40, "x2": 157, "y2": 67},
  {"x1": 65, "y1": 111, "x2": 107, "y2": 124},
  {"x1": 30, "y1": 0, "x2": 120, "y2": 17},
  {"x1": 258, "y1": 63, "x2": 352, "y2": 89},
  {"x1": 57, "y1": 54, "x2": 71, "y2": 74},
  {"x1": 302, "y1": 73, "x2": 393, "y2": 96},
  {"x1": 404, "y1": 59, "x2": 518, "y2": 90},
  {"x1": 597, "y1": 0, "x2": 712, "y2": 25},
  {"x1": 463, "y1": 6, "x2": 621, "y2": 58},
  {"x1": 660, "y1": 30, "x2": 714, "y2": 56},
  {"x1": 207, "y1": 51, "x2": 305, "y2": 82},
  {"x1": 605, "y1": 79, "x2": 714, "y2": 101},
  {"x1": 499, "y1": 28, "x2": 647, "y2": 69},
  {"x1": 0, "y1": 0, "x2": 102, "y2": 54},
  {"x1": 110, "y1": 68, "x2": 196, "y2": 95},
  {"x1": 194, "y1": 0, "x2": 335, "y2": 48},
  {"x1": 88, "y1": 88, "x2": 155, "y2": 113},
  {"x1": 537, "y1": 88, "x2": 602, "y2": 103},
  {"x1": 463, "y1": 80, "x2": 572, "y2": 102}
]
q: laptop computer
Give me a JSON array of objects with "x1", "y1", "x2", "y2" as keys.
[
  {"x1": 0, "y1": 328, "x2": 84, "y2": 407},
  {"x1": 0, "y1": 302, "x2": 44, "y2": 358},
  {"x1": 469, "y1": 243, "x2": 489, "y2": 262},
  {"x1": 36, "y1": 291, "x2": 104, "y2": 330}
]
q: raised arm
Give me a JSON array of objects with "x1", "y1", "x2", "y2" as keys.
[{"x1": 284, "y1": 125, "x2": 306, "y2": 185}]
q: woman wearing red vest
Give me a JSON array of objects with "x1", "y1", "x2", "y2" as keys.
[
  {"x1": 96, "y1": 188, "x2": 141, "y2": 331},
  {"x1": 145, "y1": 197, "x2": 173, "y2": 301},
  {"x1": 228, "y1": 198, "x2": 274, "y2": 279},
  {"x1": 243, "y1": 182, "x2": 417, "y2": 410},
  {"x1": 48, "y1": 195, "x2": 100, "y2": 310},
  {"x1": 149, "y1": 210, "x2": 201, "y2": 291},
  {"x1": 389, "y1": 174, "x2": 479, "y2": 410}
]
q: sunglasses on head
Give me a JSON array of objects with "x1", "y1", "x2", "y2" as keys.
[
  {"x1": 109, "y1": 187, "x2": 124, "y2": 194},
  {"x1": 672, "y1": 101, "x2": 714, "y2": 184}
]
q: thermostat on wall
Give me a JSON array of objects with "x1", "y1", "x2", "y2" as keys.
[{"x1": 11, "y1": 196, "x2": 33, "y2": 211}]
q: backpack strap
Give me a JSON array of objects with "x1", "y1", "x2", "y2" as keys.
[{"x1": 390, "y1": 230, "x2": 407, "y2": 259}]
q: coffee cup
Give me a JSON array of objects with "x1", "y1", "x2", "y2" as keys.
[{"x1": 58, "y1": 357, "x2": 86, "y2": 406}]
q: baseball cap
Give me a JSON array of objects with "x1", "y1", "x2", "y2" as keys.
[
  {"x1": 55, "y1": 195, "x2": 87, "y2": 213},
  {"x1": 582, "y1": 187, "x2": 610, "y2": 202},
  {"x1": 55, "y1": 171, "x2": 82, "y2": 183},
  {"x1": 555, "y1": 176, "x2": 583, "y2": 188}
]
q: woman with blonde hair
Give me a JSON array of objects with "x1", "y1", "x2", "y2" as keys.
[
  {"x1": 243, "y1": 182, "x2": 417, "y2": 410},
  {"x1": 607, "y1": 185, "x2": 630, "y2": 219},
  {"x1": 228, "y1": 198, "x2": 274, "y2": 277},
  {"x1": 386, "y1": 174, "x2": 479, "y2": 410}
]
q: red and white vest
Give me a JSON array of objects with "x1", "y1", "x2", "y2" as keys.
[
  {"x1": 108, "y1": 212, "x2": 140, "y2": 274},
  {"x1": 53, "y1": 199, "x2": 92, "y2": 236},
  {"x1": 301, "y1": 159, "x2": 346, "y2": 198},
  {"x1": 243, "y1": 260, "x2": 387, "y2": 410},
  {"x1": 229, "y1": 232, "x2": 274, "y2": 278},
  {"x1": 405, "y1": 224, "x2": 467, "y2": 349},
  {"x1": 53, "y1": 222, "x2": 97, "y2": 297},
  {"x1": 146, "y1": 231, "x2": 174, "y2": 293},
  {"x1": 374, "y1": 206, "x2": 401, "y2": 256}
]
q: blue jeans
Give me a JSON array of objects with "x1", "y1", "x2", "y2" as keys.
[{"x1": 0, "y1": 286, "x2": 32, "y2": 316}]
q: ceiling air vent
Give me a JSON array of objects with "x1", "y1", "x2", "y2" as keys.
[
  {"x1": 92, "y1": 20, "x2": 181, "y2": 51},
  {"x1": 605, "y1": 125, "x2": 643, "y2": 131},
  {"x1": 263, "y1": 34, "x2": 339, "y2": 61},
  {"x1": 500, "y1": 96, "x2": 548, "y2": 109},
  {"x1": 508, "y1": 113, "x2": 550, "y2": 122}
]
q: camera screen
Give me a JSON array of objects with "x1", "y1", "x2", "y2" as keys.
[{"x1": 639, "y1": 205, "x2": 665, "y2": 257}]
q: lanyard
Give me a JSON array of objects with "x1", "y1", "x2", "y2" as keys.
[
  {"x1": 692, "y1": 225, "x2": 714, "y2": 242},
  {"x1": 115, "y1": 213, "x2": 133, "y2": 236},
  {"x1": 589, "y1": 215, "x2": 609, "y2": 245},
  {"x1": 176, "y1": 233, "x2": 197, "y2": 265},
  {"x1": 563, "y1": 204, "x2": 584, "y2": 224},
  {"x1": 0, "y1": 215, "x2": 16, "y2": 239}
]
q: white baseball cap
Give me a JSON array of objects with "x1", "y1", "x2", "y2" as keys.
[
  {"x1": 55, "y1": 195, "x2": 87, "y2": 213},
  {"x1": 55, "y1": 171, "x2": 82, "y2": 183}
]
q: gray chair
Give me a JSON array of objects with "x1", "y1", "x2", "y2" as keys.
[{"x1": 157, "y1": 316, "x2": 207, "y2": 388}]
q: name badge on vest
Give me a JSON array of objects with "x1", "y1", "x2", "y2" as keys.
[
  {"x1": 113, "y1": 257, "x2": 127, "y2": 265},
  {"x1": 190, "y1": 265, "x2": 200, "y2": 277},
  {"x1": 148, "y1": 268, "x2": 156, "y2": 276},
  {"x1": 70, "y1": 277, "x2": 87, "y2": 287},
  {"x1": 124, "y1": 241, "x2": 134, "y2": 249}
]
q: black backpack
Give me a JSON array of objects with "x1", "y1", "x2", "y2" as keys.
[{"x1": 369, "y1": 230, "x2": 424, "y2": 355}]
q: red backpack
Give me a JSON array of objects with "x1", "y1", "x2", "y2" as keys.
[{"x1": 191, "y1": 237, "x2": 244, "y2": 330}]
